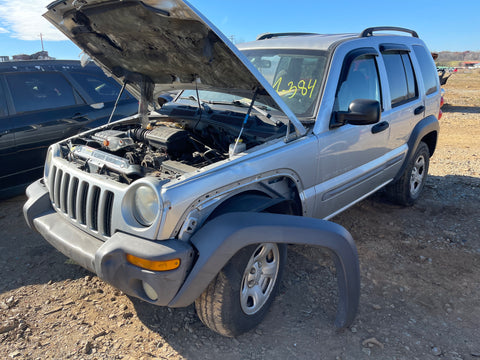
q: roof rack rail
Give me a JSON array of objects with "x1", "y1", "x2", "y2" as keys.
[
  {"x1": 256, "y1": 32, "x2": 319, "y2": 41},
  {"x1": 361, "y1": 27, "x2": 419, "y2": 38}
]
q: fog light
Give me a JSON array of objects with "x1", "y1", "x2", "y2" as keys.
[{"x1": 142, "y1": 281, "x2": 158, "y2": 301}]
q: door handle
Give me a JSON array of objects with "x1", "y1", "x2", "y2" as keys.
[
  {"x1": 414, "y1": 105, "x2": 425, "y2": 115},
  {"x1": 371, "y1": 121, "x2": 389, "y2": 134}
]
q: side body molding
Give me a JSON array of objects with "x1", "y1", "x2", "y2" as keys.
[{"x1": 168, "y1": 212, "x2": 360, "y2": 329}]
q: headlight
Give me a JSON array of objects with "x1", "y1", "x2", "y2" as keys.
[
  {"x1": 44, "y1": 147, "x2": 53, "y2": 179},
  {"x1": 133, "y1": 185, "x2": 160, "y2": 226}
]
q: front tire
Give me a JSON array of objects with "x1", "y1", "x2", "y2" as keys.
[
  {"x1": 195, "y1": 243, "x2": 286, "y2": 337},
  {"x1": 386, "y1": 141, "x2": 430, "y2": 206}
]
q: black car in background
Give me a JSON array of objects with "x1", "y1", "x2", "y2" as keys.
[{"x1": 0, "y1": 60, "x2": 138, "y2": 198}]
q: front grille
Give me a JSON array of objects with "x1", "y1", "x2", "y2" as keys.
[{"x1": 48, "y1": 165, "x2": 114, "y2": 238}]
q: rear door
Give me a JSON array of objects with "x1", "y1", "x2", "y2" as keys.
[
  {"x1": 411, "y1": 44, "x2": 441, "y2": 119},
  {"x1": 65, "y1": 69, "x2": 138, "y2": 127},
  {"x1": 378, "y1": 44, "x2": 425, "y2": 153},
  {"x1": 3, "y1": 71, "x2": 93, "y2": 186},
  {"x1": 0, "y1": 77, "x2": 16, "y2": 190}
]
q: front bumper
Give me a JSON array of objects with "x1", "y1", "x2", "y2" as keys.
[{"x1": 24, "y1": 179, "x2": 194, "y2": 306}]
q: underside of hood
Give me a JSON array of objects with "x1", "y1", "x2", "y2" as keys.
[{"x1": 43, "y1": 0, "x2": 305, "y2": 133}]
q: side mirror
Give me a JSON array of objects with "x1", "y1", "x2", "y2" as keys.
[
  {"x1": 331, "y1": 99, "x2": 380, "y2": 128},
  {"x1": 158, "y1": 94, "x2": 173, "y2": 107},
  {"x1": 90, "y1": 102, "x2": 105, "y2": 110}
]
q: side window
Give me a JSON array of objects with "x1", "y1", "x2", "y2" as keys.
[
  {"x1": 0, "y1": 81, "x2": 8, "y2": 117},
  {"x1": 413, "y1": 45, "x2": 439, "y2": 95},
  {"x1": 69, "y1": 72, "x2": 129, "y2": 103},
  {"x1": 382, "y1": 52, "x2": 418, "y2": 107},
  {"x1": 5, "y1": 72, "x2": 76, "y2": 113},
  {"x1": 334, "y1": 55, "x2": 381, "y2": 112}
]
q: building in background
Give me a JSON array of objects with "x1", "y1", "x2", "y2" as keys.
[{"x1": 1, "y1": 51, "x2": 55, "y2": 62}]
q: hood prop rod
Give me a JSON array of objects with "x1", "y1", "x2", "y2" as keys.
[
  {"x1": 231, "y1": 88, "x2": 258, "y2": 156},
  {"x1": 139, "y1": 76, "x2": 155, "y2": 129},
  {"x1": 107, "y1": 80, "x2": 128, "y2": 125}
]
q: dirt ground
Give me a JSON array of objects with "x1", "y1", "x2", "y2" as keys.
[{"x1": 1, "y1": 71, "x2": 479, "y2": 360}]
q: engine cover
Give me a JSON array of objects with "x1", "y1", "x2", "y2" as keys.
[{"x1": 145, "y1": 126, "x2": 190, "y2": 155}]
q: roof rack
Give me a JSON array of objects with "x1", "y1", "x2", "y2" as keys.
[
  {"x1": 361, "y1": 27, "x2": 419, "y2": 38},
  {"x1": 256, "y1": 32, "x2": 319, "y2": 41}
]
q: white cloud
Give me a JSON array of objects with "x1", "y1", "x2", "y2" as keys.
[
  {"x1": 0, "y1": 0, "x2": 67, "y2": 41},
  {"x1": 0, "y1": 26, "x2": 8, "y2": 33}
]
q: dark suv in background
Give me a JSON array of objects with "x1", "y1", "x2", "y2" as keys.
[{"x1": 0, "y1": 60, "x2": 138, "y2": 198}]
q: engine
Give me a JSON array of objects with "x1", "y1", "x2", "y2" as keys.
[
  {"x1": 58, "y1": 104, "x2": 287, "y2": 184},
  {"x1": 63, "y1": 120, "x2": 227, "y2": 183}
]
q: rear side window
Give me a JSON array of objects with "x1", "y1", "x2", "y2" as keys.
[
  {"x1": 69, "y1": 72, "x2": 129, "y2": 103},
  {"x1": 382, "y1": 52, "x2": 418, "y2": 107},
  {"x1": 413, "y1": 45, "x2": 439, "y2": 95},
  {"x1": 6, "y1": 72, "x2": 76, "y2": 113}
]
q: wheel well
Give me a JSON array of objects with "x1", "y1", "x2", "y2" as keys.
[
  {"x1": 421, "y1": 131, "x2": 438, "y2": 157},
  {"x1": 206, "y1": 180, "x2": 302, "y2": 223}
]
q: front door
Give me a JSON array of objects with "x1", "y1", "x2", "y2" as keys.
[{"x1": 314, "y1": 50, "x2": 392, "y2": 219}]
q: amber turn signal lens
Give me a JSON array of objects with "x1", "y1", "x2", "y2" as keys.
[{"x1": 126, "y1": 254, "x2": 180, "y2": 271}]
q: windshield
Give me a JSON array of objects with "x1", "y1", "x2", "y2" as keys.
[
  {"x1": 243, "y1": 49, "x2": 328, "y2": 120},
  {"x1": 177, "y1": 49, "x2": 328, "y2": 122}
]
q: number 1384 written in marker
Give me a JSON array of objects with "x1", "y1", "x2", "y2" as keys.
[{"x1": 273, "y1": 78, "x2": 317, "y2": 98}]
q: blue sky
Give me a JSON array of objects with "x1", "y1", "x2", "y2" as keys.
[{"x1": 0, "y1": 0, "x2": 478, "y2": 60}]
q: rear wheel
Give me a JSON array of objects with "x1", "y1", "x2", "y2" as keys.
[
  {"x1": 386, "y1": 141, "x2": 430, "y2": 206},
  {"x1": 195, "y1": 243, "x2": 286, "y2": 337}
]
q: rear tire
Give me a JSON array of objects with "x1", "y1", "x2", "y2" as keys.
[
  {"x1": 386, "y1": 141, "x2": 430, "y2": 206},
  {"x1": 195, "y1": 243, "x2": 286, "y2": 337}
]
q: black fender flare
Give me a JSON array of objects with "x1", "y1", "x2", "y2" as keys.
[
  {"x1": 168, "y1": 212, "x2": 360, "y2": 329},
  {"x1": 394, "y1": 115, "x2": 439, "y2": 182}
]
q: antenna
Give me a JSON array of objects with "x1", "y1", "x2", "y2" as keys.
[{"x1": 40, "y1": 33, "x2": 44, "y2": 51}]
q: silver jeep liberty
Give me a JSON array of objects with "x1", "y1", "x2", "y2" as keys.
[{"x1": 24, "y1": 0, "x2": 440, "y2": 337}]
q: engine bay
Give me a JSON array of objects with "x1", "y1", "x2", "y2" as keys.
[{"x1": 59, "y1": 103, "x2": 287, "y2": 184}]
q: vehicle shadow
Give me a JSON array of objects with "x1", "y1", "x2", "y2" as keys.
[{"x1": 441, "y1": 104, "x2": 480, "y2": 114}]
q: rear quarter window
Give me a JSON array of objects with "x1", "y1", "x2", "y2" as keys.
[
  {"x1": 413, "y1": 45, "x2": 439, "y2": 95},
  {"x1": 0, "y1": 81, "x2": 7, "y2": 117},
  {"x1": 5, "y1": 72, "x2": 77, "y2": 113},
  {"x1": 69, "y1": 72, "x2": 129, "y2": 103}
]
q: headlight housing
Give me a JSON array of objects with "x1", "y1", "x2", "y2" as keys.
[{"x1": 132, "y1": 185, "x2": 160, "y2": 226}]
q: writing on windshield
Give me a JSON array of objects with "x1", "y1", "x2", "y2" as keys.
[{"x1": 273, "y1": 78, "x2": 317, "y2": 99}]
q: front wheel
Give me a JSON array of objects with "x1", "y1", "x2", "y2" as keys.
[
  {"x1": 195, "y1": 243, "x2": 286, "y2": 337},
  {"x1": 386, "y1": 141, "x2": 430, "y2": 206}
]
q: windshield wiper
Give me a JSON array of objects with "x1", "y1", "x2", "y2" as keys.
[
  {"x1": 179, "y1": 95, "x2": 199, "y2": 102},
  {"x1": 206, "y1": 100, "x2": 282, "y2": 127},
  {"x1": 234, "y1": 100, "x2": 282, "y2": 127}
]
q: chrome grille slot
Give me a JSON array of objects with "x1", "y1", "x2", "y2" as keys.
[
  {"x1": 67, "y1": 177, "x2": 79, "y2": 219},
  {"x1": 53, "y1": 169, "x2": 63, "y2": 209},
  {"x1": 87, "y1": 186, "x2": 101, "y2": 231},
  {"x1": 78, "y1": 181, "x2": 89, "y2": 225},
  {"x1": 103, "y1": 191, "x2": 114, "y2": 237},
  {"x1": 48, "y1": 168, "x2": 115, "y2": 239},
  {"x1": 48, "y1": 166, "x2": 57, "y2": 203},
  {"x1": 60, "y1": 173, "x2": 70, "y2": 214}
]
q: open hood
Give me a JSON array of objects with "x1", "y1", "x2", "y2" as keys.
[{"x1": 44, "y1": 0, "x2": 305, "y2": 133}]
